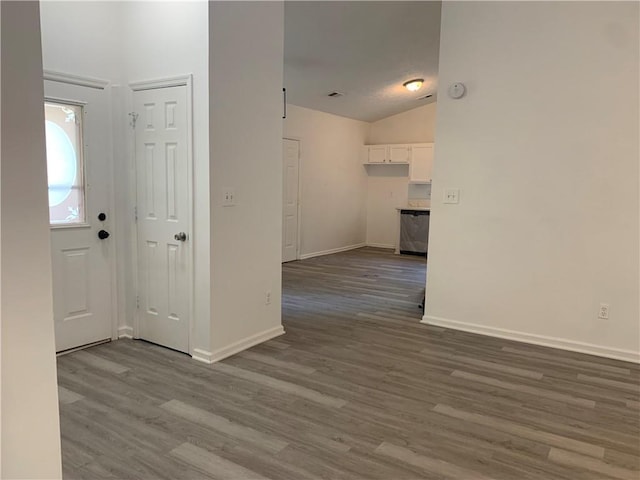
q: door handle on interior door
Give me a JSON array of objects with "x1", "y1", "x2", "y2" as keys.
[
  {"x1": 174, "y1": 232, "x2": 187, "y2": 242},
  {"x1": 98, "y1": 230, "x2": 110, "y2": 240}
]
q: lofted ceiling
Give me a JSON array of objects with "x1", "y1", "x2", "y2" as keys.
[{"x1": 284, "y1": 1, "x2": 442, "y2": 123}]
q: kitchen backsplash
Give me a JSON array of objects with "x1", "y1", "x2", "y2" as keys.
[
  {"x1": 407, "y1": 198, "x2": 430, "y2": 207},
  {"x1": 408, "y1": 183, "x2": 431, "y2": 201}
]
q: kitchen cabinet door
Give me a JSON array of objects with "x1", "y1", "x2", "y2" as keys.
[
  {"x1": 409, "y1": 144, "x2": 433, "y2": 183},
  {"x1": 367, "y1": 145, "x2": 387, "y2": 163},
  {"x1": 388, "y1": 145, "x2": 411, "y2": 163}
]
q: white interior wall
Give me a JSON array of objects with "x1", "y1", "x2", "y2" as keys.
[
  {"x1": 368, "y1": 103, "x2": 437, "y2": 144},
  {"x1": 0, "y1": 2, "x2": 62, "y2": 477},
  {"x1": 208, "y1": 1, "x2": 285, "y2": 360},
  {"x1": 425, "y1": 1, "x2": 640, "y2": 362},
  {"x1": 121, "y1": 0, "x2": 211, "y2": 356},
  {"x1": 365, "y1": 170, "x2": 409, "y2": 249},
  {"x1": 283, "y1": 105, "x2": 369, "y2": 258},
  {"x1": 40, "y1": 1, "x2": 124, "y2": 82},
  {"x1": 365, "y1": 104, "x2": 437, "y2": 247}
]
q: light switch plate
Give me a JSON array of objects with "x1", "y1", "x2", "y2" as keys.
[{"x1": 444, "y1": 188, "x2": 460, "y2": 204}]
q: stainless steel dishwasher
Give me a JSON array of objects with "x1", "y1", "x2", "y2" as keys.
[{"x1": 399, "y1": 209, "x2": 430, "y2": 255}]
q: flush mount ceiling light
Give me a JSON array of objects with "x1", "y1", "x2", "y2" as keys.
[{"x1": 403, "y1": 78, "x2": 424, "y2": 92}]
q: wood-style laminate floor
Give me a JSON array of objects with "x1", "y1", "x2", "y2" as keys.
[{"x1": 58, "y1": 247, "x2": 640, "y2": 479}]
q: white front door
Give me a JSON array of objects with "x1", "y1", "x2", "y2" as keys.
[
  {"x1": 133, "y1": 85, "x2": 191, "y2": 354},
  {"x1": 45, "y1": 80, "x2": 114, "y2": 352},
  {"x1": 282, "y1": 138, "x2": 299, "y2": 263}
]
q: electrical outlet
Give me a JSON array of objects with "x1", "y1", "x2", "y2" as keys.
[
  {"x1": 223, "y1": 187, "x2": 235, "y2": 207},
  {"x1": 598, "y1": 303, "x2": 609, "y2": 319},
  {"x1": 265, "y1": 290, "x2": 272, "y2": 305},
  {"x1": 444, "y1": 188, "x2": 460, "y2": 204}
]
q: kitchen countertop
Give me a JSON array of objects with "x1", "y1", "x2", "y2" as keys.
[{"x1": 396, "y1": 206, "x2": 431, "y2": 211}]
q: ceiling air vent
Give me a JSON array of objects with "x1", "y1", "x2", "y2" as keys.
[
  {"x1": 328, "y1": 91, "x2": 344, "y2": 98},
  {"x1": 417, "y1": 94, "x2": 433, "y2": 100}
]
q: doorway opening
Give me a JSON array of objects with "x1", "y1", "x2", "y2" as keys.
[{"x1": 281, "y1": 1, "x2": 440, "y2": 318}]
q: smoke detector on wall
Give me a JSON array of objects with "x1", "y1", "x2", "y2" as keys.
[{"x1": 448, "y1": 82, "x2": 466, "y2": 99}]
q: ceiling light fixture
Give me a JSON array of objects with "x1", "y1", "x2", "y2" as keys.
[{"x1": 403, "y1": 78, "x2": 424, "y2": 92}]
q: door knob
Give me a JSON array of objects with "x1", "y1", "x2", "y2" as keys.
[
  {"x1": 174, "y1": 232, "x2": 187, "y2": 242},
  {"x1": 98, "y1": 230, "x2": 110, "y2": 240}
]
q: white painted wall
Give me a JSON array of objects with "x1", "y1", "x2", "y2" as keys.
[
  {"x1": 209, "y1": 2, "x2": 285, "y2": 359},
  {"x1": 365, "y1": 104, "x2": 437, "y2": 247},
  {"x1": 121, "y1": 0, "x2": 211, "y2": 357},
  {"x1": 40, "y1": 1, "x2": 124, "y2": 82},
  {"x1": 0, "y1": 2, "x2": 62, "y2": 477},
  {"x1": 368, "y1": 103, "x2": 437, "y2": 144},
  {"x1": 365, "y1": 170, "x2": 409, "y2": 249},
  {"x1": 283, "y1": 105, "x2": 369, "y2": 257},
  {"x1": 425, "y1": 1, "x2": 640, "y2": 362}
]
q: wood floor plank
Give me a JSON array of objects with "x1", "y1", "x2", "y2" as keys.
[
  {"x1": 501, "y1": 346, "x2": 635, "y2": 376},
  {"x1": 170, "y1": 442, "x2": 270, "y2": 480},
  {"x1": 451, "y1": 370, "x2": 597, "y2": 408},
  {"x1": 433, "y1": 403, "x2": 605, "y2": 458},
  {"x1": 212, "y1": 362, "x2": 347, "y2": 408},
  {"x1": 264, "y1": 339, "x2": 291, "y2": 350},
  {"x1": 374, "y1": 441, "x2": 497, "y2": 480},
  {"x1": 420, "y1": 349, "x2": 545, "y2": 380},
  {"x1": 577, "y1": 374, "x2": 640, "y2": 393},
  {"x1": 72, "y1": 350, "x2": 130, "y2": 374},
  {"x1": 548, "y1": 448, "x2": 638, "y2": 480},
  {"x1": 626, "y1": 399, "x2": 640, "y2": 409},
  {"x1": 237, "y1": 350, "x2": 316, "y2": 375},
  {"x1": 160, "y1": 399, "x2": 289, "y2": 454},
  {"x1": 58, "y1": 385, "x2": 84, "y2": 405}
]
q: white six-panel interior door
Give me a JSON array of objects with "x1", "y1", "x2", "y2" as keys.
[
  {"x1": 282, "y1": 138, "x2": 300, "y2": 263},
  {"x1": 47, "y1": 79, "x2": 114, "y2": 352},
  {"x1": 133, "y1": 83, "x2": 192, "y2": 354}
]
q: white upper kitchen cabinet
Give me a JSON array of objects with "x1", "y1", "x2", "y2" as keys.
[
  {"x1": 363, "y1": 143, "x2": 434, "y2": 182},
  {"x1": 364, "y1": 144, "x2": 411, "y2": 164},
  {"x1": 409, "y1": 143, "x2": 434, "y2": 184}
]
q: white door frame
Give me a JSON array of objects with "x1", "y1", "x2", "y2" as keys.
[
  {"x1": 283, "y1": 137, "x2": 302, "y2": 261},
  {"x1": 43, "y1": 69, "x2": 120, "y2": 344},
  {"x1": 129, "y1": 74, "x2": 195, "y2": 356}
]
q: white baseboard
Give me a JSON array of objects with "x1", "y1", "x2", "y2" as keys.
[
  {"x1": 366, "y1": 243, "x2": 395, "y2": 250},
  {"x1": 193, "y1": 325, "x2": 286, "y2": 364},
  {"x1": 192, "y1": 348, "x2": 215, "y2": 364},
  {"x1": 299, "y1": 243, "x2": 366, "y2": 260},
  {"x1": 421, "y1": 315, "x2": 640, "y2": 364},
  {"x1": 117, "y1": 326, "x2": 134, "y2": 339}
]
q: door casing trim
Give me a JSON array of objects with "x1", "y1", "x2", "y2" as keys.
[
  {"x1": 282, "y1": 137, "x2": 302, "y2": 261},
  {"x1": 44, "y1": 70, "x2": 109, "y2": 90}
]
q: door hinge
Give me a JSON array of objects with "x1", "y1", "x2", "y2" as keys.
[
  {"x1": 128, "y1": 112, "x2": 139, "y2": 129},
  {"x1": 136, "y1": 295, "x2": 139, "y2": 309},
  {"x1": 134, "y1": 206, "x2": 138, "y2": 222}
]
